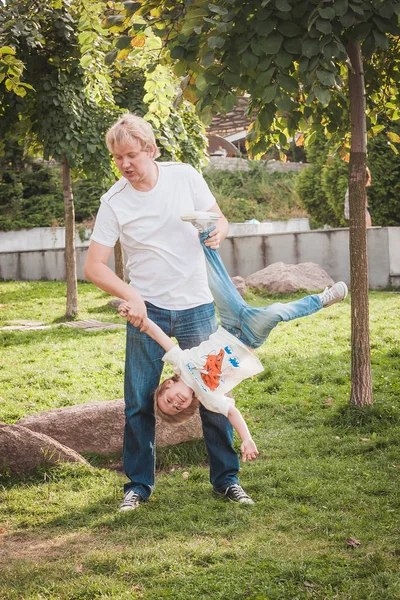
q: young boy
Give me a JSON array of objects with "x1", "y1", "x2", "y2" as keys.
[{"x1": 118, "y1": 212, "x2": 348, "y2": 463}]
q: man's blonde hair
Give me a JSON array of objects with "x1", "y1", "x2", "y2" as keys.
[
  {"x1": 106, "y1": 113, "x2": 161, "y2": 158},
  {"x1": 154, "y1": 375, "x2": 199, "y2": 425}
]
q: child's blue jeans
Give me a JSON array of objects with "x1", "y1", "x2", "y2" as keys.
[{"x1": 200, "y1": 230, "x2": 323, "y2": 349}]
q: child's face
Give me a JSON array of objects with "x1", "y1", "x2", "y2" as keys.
[{"x1": 157, "y1": 379, "x2": 194, "y2": 415}]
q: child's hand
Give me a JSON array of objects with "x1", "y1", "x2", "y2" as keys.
[
  {"x1": 240, "y1": 438, "x2": 259, "y2": 463},
  {"x1": 118, "y1": 301, "x2": 131, "y2": 318}
]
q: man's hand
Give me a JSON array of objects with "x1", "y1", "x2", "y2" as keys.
[
  {"x1": 202, "y1": 203, "x2": 229, "y2": 249},
  {"x1": 240, "y1": 438, "x2": 259, "y2": 463},
  {"x1": 118, "y1": 298, "x2": 149, "y2": 332},
  {"x1": 203, "y1": 227, "x2": 222, "y2": 249}
]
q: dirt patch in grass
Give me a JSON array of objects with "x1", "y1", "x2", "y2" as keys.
[{"x1": 0, "y1": 531, "x2": 111, "y2": 564}]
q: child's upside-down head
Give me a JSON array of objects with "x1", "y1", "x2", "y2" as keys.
[{"x1": 154, "y1": 374, "x2": 199, "y2": 424}]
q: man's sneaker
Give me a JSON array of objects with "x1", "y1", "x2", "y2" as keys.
[
  {"x1": 217, "y1": 484, "x2": 255, "y2": 505},
  {"x1": 318, "y1": 281, "x2": 348, "y2": 307},
  {"x1": 119, "y1": 490, "x2": 143, "y2": 511},
  {"x1": 180, "y1": 211, "x2": 220, "y2": 233}
]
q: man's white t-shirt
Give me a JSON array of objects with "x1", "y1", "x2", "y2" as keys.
[
  {"x1": 91, "y1": 162, "x2": 215, "y2": 310},
  {"x1": 163, "y1": 327, "x2": 264, "y2": 417}
]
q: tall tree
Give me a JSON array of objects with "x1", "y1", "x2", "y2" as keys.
[
  {"x1": 1, "y1": 0, "x2": 209, "y2": 315},
  {"x1": 104, "y1": 0, "x2": 400, "y2": 406},
  {"x1": 0, "y1": 0, "x2": 117, "y2": 318}
]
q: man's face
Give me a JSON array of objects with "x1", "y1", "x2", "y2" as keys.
[
  {"x1": 157, "y1": 379, "x2": 194, "y2": 416},
  {"x1": 111, "y1": 139, "x2": 155, "y2": 186}
]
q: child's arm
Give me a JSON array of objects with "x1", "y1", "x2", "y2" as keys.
[
  {"x1": 119, "y1": 301, "x2": 175, "y2": 352},
  {"x1": 227, "y1": 405, "x2": 259, "y2": 463}
]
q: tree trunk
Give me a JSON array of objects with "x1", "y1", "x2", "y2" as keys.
[
  {"x1": 347, "y1": 41, "x2": 373, "y2": 407},
  {"x1": 114, "y1": 239, "x2": 125, "y2": 281},
  {"x1": 62, "y1": 154, "x2": 78, "y2": 318}
]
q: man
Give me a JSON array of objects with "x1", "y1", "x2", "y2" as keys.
[{"x1": 84, "y1": 114, "x2": 254, "y2": 510}]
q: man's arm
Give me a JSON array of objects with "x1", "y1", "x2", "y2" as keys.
[
  {"x1": 204, "y1": 202, "x2": 229, "y2": 249},
  {"x1": 227, "y1": 405, "x2": 259, "y2": 463},
  {"x1": 84, "y1": 241, "x2": 149, "y2": 331},
  {"x1": 118, "y1": 301, "x2": 175, "y2": 351}
]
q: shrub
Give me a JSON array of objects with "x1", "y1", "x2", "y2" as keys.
[
  {"x1": 20, "y1": 165, "x2": 61, "y2": 198},
  {"x1": 73, "y1": 176, "x2": 113, "y2": 223},
  {"x1": 204, "y1": 165, "x2": 305, "y2": 222},
  {"x1": 296, "y1": 127, "x2": 400, "y2": 228},
  {"x1": 368, "y1": 126, "x2": 400, "y2": 226},
  {"x1": 0, "y1": 166, "x2": 64, "y2": 231},
  {"x1": 217, "y1": 196, "x2": 264, "y2": 222},
  {"x1": 295, "y1": 135, "x2": 347, "y2": 229},
  {"x1": 0, "y1": 165, "x2": 112, "y2": 231}
]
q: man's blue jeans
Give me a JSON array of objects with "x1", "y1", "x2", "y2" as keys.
[
  {"x1": 200, "y1": 231, "x2": 323, "y2": 349},
  {"x1": 124, "y1": 301, "x2": 240, "y2": 500}
]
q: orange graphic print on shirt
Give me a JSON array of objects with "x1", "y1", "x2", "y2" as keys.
[{"x1": 200, "y1": 349, "x2": 225, "y2": 391}]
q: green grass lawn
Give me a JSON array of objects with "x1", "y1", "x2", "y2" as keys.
[{"x1": 0, "y1": 281, "x2": 399, "y2": 600}]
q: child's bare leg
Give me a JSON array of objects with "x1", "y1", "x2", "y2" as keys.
[{"x1": 197, "y1": 232, "x2": 347, "y2": 349}]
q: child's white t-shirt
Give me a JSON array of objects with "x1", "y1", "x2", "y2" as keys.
[
  {"x1": 163, "y1": 327, "x2": 264, "y2": 417},
  {"x1": 91, "y1": 162, "x2": 215, "y2": 310}
]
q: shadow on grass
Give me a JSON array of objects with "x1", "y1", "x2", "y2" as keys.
[
  {"x1": 329, "y1": 402, "x2": 400, "y2": 430},
  {"x1": 81, "y1": 442, "x2": 208, "y2": 474},
  {"x1": 1, "y1": 440, "x2": 209, "y2": 491},
  {"x1": 86, "y1": 304, "x2": 120, "y2": 315},
  {"x1": 0, "y1": 325, "x2": 124, "y2": 348}
]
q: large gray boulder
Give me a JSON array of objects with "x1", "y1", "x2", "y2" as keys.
[
  {"x1": 17, "y1": 399, "x2": 203, "y2": 455},
  {"x1": 246, "y1": 262, "x2": 334, "y2": 293},
  {"x1": 0, "y1": 422, "x2": 88, "y2": 476}
]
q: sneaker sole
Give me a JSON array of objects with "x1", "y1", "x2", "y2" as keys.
[{"x1": 119, "y1": 503, "x2": 141, "y2": 511}]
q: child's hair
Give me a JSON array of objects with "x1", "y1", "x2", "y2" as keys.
[{"x1": 154, "y1": 374, "x2": 200, "y2": 425}]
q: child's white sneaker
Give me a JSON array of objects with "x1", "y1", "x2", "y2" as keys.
[
  {"x1": 318, "y1": 282, "x2": 348, "y2": 307},
  {"x1": 181, "y1": 211, "x2": 220, "y2": 233}
]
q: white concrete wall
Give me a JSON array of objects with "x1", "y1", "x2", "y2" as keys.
[
  {"x1": 0, "y1": 247, "x2": 113, "y2": 281},
  {"x1": 219, "y1": 226, "x2": 398, "y2": 289},
  {"x1": 1, "y1": 227, "x2": 399, "y2": 289},
  {"x1": 1, "y1": 221, "x2": 310, "y2": 252},
  {"x1": 229, "y1": 218, "x2": 310, "y2": 236},
  {"x1": 388, "y1": 227, "x2": 400, "y2": 287},
  {"x1": 0, "y1": 227, "x2": 91, "y2": 252}
]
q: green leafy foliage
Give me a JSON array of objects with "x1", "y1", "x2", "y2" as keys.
[
  {"x1": 296, "y1": 128, "x2": 400, "y2": 228},
  {"x1": 0, "y1": 0, "x2": 119, "y2": 177},
  {"x1": 73, "y1": 175, "x2": 114, "y2": 223},
  {"x1": 102, "y1": 0, "x2": 400, "y2": 154},
  {"x1": 368, "y1": 123, "x2": 400, "y2": 226},
  {"x1": 295, "y1": 135, "x2": 348, "y2": 228},
  {"x1": 111, "y1": 66, "x2": 208, "y2": 169},
  {"x1": 0, "y1": 0, "x2": 208, "y2": 224},
  {"x1": 0, "y1": 46, "x2": 32, "y2": 97},
  {"x1": 0, "y1": 166, "x2": 112, "y2": 231},
  {"x1": 204, "y1": 166, "x2": 305, "y2": 222},
  {"x1": 0, "y1": 166, "x2": 63, "y2": 231}
]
